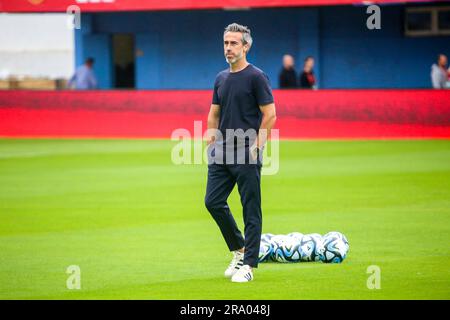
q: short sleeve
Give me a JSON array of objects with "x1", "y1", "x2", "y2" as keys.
[
  {"x1": 212, "y1": 76, "x2": 220, "y2": 105},
  {"x1": 253, "y1": 72, "x2": 274, "y2": 106}
]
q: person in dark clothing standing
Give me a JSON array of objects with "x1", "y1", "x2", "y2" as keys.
[
  {"x1": 279, "y1": 54, "x2": 298, "y2": 88},
  {"x1": 204, "y1": 23, "x2": 277, "y2": 283},
  {"x1": 300, "y1": 56, "x2": 316, "y2": 89}
]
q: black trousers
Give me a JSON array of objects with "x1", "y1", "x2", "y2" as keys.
[{"x1": 204, "y1": 163, "x2": 262, "y2": 268}]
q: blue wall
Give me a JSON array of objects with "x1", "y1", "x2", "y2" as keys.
[
  {"x1": 75, "y1": 4, "x2": 450, "y2": 89},
  {"x1": 320, "y1": 5, "x2": 450, "y2": 88}
]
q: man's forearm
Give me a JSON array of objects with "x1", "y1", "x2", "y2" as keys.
[
  {"x1": 207, "y1": 114, "x2": 219, "y2": 130},
  {"x1": 256, "y1": 113, "x2": 277, "y2": 149},
  {"x1": 207, "y1": 110, "x2": 220, "y2": 144}
]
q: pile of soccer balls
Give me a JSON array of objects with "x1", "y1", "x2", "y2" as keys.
[{"x1": 259, "y1": 231, "x2": 349, "y2": 264}]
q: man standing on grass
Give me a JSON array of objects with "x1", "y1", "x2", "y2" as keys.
[{"x1": 204, "y1": 23, "x2": 277, "y2": 283}]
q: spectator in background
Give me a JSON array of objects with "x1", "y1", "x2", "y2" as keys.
[
  {"x1": 431, "y1": 54, "x2": 449, "y2": 89},
  {"x1": 299, "y1": 56, "x2": 316, "y2": 89},
  {"x1": 447, "y1": 68, "x2": 450, "y2": 89},
  {"x1": 68, "y1": 57, "x2": 97, "y2": 90},
  {"x1": 278, "y1": 54, "x2": 298, "y2": 88}
]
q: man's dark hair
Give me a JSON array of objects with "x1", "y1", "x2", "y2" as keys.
[
  {"x1": 86, "y1": 57, "x2": 95, "y2": 65},
  {"x1": 304, "y1": 56, "x2": 314, "y2": 62}
]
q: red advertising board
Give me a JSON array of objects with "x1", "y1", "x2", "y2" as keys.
[
  {"x1": 0, "y1": 89, "x2": 449, "y2": 139},
  {"x1": 0, "y1": 0, "x2": 434, "y2": 13}
]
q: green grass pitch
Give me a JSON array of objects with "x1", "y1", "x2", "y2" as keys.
[{"x1": 0, "y1": 139, "x2": 449, "y2": 299}]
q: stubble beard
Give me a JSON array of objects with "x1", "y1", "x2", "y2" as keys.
[{"x1": 226, "y1": 51, "x2": 243, "y2": 66}]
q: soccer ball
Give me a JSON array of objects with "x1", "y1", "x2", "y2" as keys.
[
  {"x1": 268, "y1": 235, "x2": 292, "y2": 262},
  {"x1": 323, "y1": 231, "x2": 348, "y2": 243},
  {"x1": 321, "y1": 232, "x2": 349, "y2": 263},
  {"x1": 261, "y1": 233, "x2": 275, "y2": 242},
  {"x1": 269, "y1": 234, "x2": 289, "y2": 251},
  {"x1": 299, "y1": 233, "x2": 325, "y2": 262},
  {"x1": 287, "y1": 232, "x2": 304, "y2": 242},
  {"x1": 269, "y1": 235, "x2": 288, "y2": 262},
  {"x1": 308, "y1": 233, "x2": 323, "y2": 242},
  {"x1": 258, "y1": 238, "x2": 273, "y2": 263},
  {"x1": 273, "y1": 237, "x2": 302, "y2": 262}
]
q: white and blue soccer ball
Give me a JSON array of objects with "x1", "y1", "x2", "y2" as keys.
[
  {"x1": 261, "y1": 233, "x2": 275, "y2": 243},
  {"x1": 287, "y1": 232, "x2": 304, "y2": 242},
  {"x1": 308, "y1": 233, "x2": 323, "y2": 243},
  {"x1": 299, "y1": 233, "x2": 325, "y2": 262},
  {"x1": 259, "y1": 233, "x2": 277, "y2": 263},
  {"x1": 269, "y1": 235, "x2": 290, "y2": 262},
  {"x1": 323, "y1": 231, "x2": 348, "y2": 243},
  {"x1": 321, "y1": 231, "x2": 349, "y2": 263},
  {"x1": 273, "y1": 236, "x2": 302, "y2": 263},
  {"x1": 268, "y1": 234, "x2": 288, "y2": 251},
  {"x1": 258, "y1": 238, "x2": 273, "y2": 263}
]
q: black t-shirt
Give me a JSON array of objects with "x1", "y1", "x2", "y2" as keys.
[
  {"x1": 210, "y1": 63, "x2": 273, "y2": 164},
  {"x1": 212, "y1": 63, "x2": 274, "y2": 135}
]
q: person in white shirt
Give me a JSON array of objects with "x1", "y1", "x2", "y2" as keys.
[
  {"x1": 68, "y1": 57, "x2": 98, "y2": 90},
  {"x1": 431, "y1": 54, "x2": 449, "y2": 89}
]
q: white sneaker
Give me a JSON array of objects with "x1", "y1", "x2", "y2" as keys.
[
  {"x1": 224, "y1": 251, "x2": 244, "y2": 278},
  {"x1": 231, "y1": 264, "x2": 253, "y2": 283}
]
